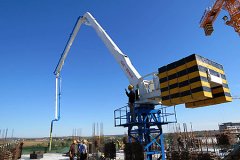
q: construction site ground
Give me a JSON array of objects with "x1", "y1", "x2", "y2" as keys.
[
  {"x1": 20, "y1": 153, "x2": 68, "y2": 160},
  {"x1": 20, "y1": 152, "x2": 125, "y2": 160}
]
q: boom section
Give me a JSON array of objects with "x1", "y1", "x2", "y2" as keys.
[
  {"x1": 54, "y1": 16, "x2": 85, "y2": 77},
  {"x1": 54, "y1": 12, "x2": 141, "y2": 85}
]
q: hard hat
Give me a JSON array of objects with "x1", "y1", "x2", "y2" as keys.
[
  {"x1": 128, "y1": 85, "x2": 134, "y2": 90},
  {"x1": 82, "y1": 139, "x2": 87, "y2": 144}
]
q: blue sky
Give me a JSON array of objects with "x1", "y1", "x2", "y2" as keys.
[{"x1": 0, "y1": 1, "x2": 239, "y2": 138}]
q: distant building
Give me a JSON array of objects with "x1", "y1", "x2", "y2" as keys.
[{"x1": 219, "y1": 122, "x2": 240, "y2": 134}]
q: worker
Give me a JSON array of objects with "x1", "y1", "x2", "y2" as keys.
[
  {"x1": 77, "y1": 140, "x2": 82, "y2": 160},
  {"x1": 125, "y1": 84, "x2": 136, "y2": 122},
  {"x1": 69, "y1": 140, "x2": 76, "y2": 160},
  {"x1": 79, "y1": 139, "x2": 88, "y2": 160}
]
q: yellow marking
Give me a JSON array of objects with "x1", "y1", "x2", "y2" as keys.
[
  {"x1": 159, "y1": 72, "x2": 168, "y2": 79},
  {"x1": 186, "y1": 60, "x2": 198, "y2": 68},
  {"x1": 169, "y1": 88, "x2": 179, "y2": 94},
  {"x1": 161, "y1": 91, "x2": 169, "y2": 97},
  {"x1": 178, "y1": 75, "x2": 189, "y2": 83},
  {"x1": 170, "y1": 97, "x2": 182, "y2": 105},
  {"x1": 188, "y1": 71, "x2": 207, "y2": 79},
  {"x1": 180, "y1": 86, "x2": 191, "y2": 92},
  {"x1": 161, "y1": 100, "x2": 172, "y2": 106},
  {"x1": 168, "y1": 78, "x2": 178, "y2": 85},
  {"x1": 160, "y1": 81, "x2": 169, "y2": 88},
  {"x1": 190, "y1": 81, "x2": 210, "y2": 89},
  {"x1": 181, "y1": 95, "x2": 195, "y2": 103},
  {"x1": 214, "y1": 96, "x2": 232, "y2": 102},
  {"x1": 167, "y1": 69, "x2": 176, "y2": 75},
  {"x1": 222, "y1": 79, "x2": 228, "y2": 84},
  {"x1": 176, "y1": 65, "x2": 187, "y2": 72},
  {"x1": 192, "y1": 91, "x2": 212, "y2": 100}
]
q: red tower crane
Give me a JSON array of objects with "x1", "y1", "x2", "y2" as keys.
[{"x1": 200, "y1": 0, "x2": 240, "y2": 36}]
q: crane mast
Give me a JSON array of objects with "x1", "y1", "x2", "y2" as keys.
[{"x1": 200, "y1": 0, "x2": 240, "y2": 36}]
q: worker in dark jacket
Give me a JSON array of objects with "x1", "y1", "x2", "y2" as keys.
[
  {"x1": 69, "y1": 140, "x2": 76, "y2": 160},
  {"x1": 125, "y1": 84, "x2": 136, "y2": 122}
]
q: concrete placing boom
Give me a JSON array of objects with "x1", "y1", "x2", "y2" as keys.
[
  {"x1": 51, "y1": 12, "x2": 232, "y2": 159},
  {"x1": 49, "y1": 11, "x2": 163, "y2": 153},
  {"x1": 54, "y1": 12, "x2": 161, "y2": 104}
]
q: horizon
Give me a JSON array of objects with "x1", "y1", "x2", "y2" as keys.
[{"x1": 1, "y1": 121, "x2": 238, "y2": 139}]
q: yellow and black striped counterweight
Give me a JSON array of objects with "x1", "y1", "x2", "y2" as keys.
[
  {"x1": 158, "y1": 54, "x2": 232, "y2": 108},
  {"x1": 204, "y1": 23, "x2": 214, "y2": 36}
]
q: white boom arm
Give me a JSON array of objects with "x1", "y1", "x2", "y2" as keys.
[
  {"x1": 54, "y1": 12, "x2": 161, "y2": 104},
  {"x1": 54, "y1": 12, "x2": 141, "y2": 85}
]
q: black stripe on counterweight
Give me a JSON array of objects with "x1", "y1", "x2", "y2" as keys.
[
  {"x1": 167, "y1": 62, "x2": 176, "y2": 71},
  {"x1": 170, "y1": 93, "x2": 180, "y2": 99},
  {"x1": 213, "y1": 92, "x2": 231, "y2": 98},
  {"x1": 158, "y1": 66, "x2": 167, "y2": 73},
  {"x1": 191, "y1": 86, "x2": 211, "y2": 93},
  {"x1": 189, "y1": 76, "x2": 208, "y2": 83},
  {"x1": 162, "y1": 96, "x2": 169, "y2": 101},
  {"x1": 211, "y1": 86, "x2": 221, "y2": 90},
  {"x1": 211, "y1": 84, "x2": 229, "y2": 90},
  {"x1": 179, "y1": 80, "x2": 189, "y2": 88},
  {"x1": 222, "y1": 83, "x2": 229, "y2": 88},
  {"x1": 168, "y1": 73, "x2": 177, "y2": 80},
  {"x1": 181, "y1": 90, "x2": 191, "y2": 97},
  {"x1": 161, "y1": 76, "x2": 209, "y2": 91},
  {"x1": 160, "y1": 77, "x2": 168, "y2": 83},
  {"x1": 169, "y1": 83, "x2": 179, "y2": 90},
  {"x1": 161, "y1": 87, "x2": 169, "y2": 92},
  {"x1": 162, "y1": 86, "x2": 211, "y2": 101}
]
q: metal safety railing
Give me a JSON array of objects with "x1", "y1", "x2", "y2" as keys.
[
  {"x1": 114, "y1": 104, "x2": 177, "y2": 127},
  {"x1": 114, "y1": 105, "x2": 129, "y2": 127},
  {"x1": 154, "y1": 105, "x2": 177, "y2": 124}
]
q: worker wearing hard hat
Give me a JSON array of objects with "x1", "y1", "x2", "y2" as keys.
[
  {"x1": 79, "y1": 139, "x2": 88, "y2": 160},
  {"x1": 125, "y1": 85, "x2": 136, "y2": 122}
]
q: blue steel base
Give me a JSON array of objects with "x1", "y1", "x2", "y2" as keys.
[
  {"x1": 114, "y1": 104, "x2": 176, "y2": 160},
  {"x1": 129, "y1": 105, "x2": 165, "y2": 160}
]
